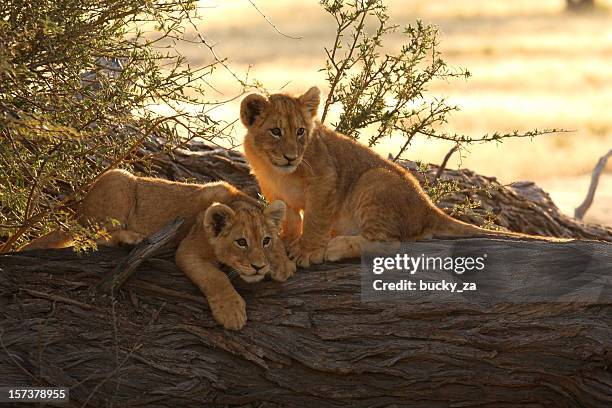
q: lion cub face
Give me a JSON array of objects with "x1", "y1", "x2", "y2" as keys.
[
  {"x1": 240, "y1": 87, "x2": 320, "y2": 174},
  {"x1": 203, "y1": 200, "x2": 286, "y2": 283}
]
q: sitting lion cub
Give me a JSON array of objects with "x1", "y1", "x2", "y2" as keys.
[
  {"x1": 24, "y1": 169, "x2": 295, "y2": 330},
  {"x1": 240, "y1": 87, "x2": 552, "y2": 267}
]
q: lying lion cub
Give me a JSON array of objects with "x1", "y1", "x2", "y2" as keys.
[
  {"x1": 241, "y1": 87, "x2": 556, "y2": 267},
  {"x1": 24, "y1": 169, "x2": 295, "y2": 329}
]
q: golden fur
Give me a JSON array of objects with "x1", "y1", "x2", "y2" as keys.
[
  {"x1": 241, "y1": 87, "x2": 558, "y2": 267},
  {"x1": 24, "y1": 169, "x2": 295, "y2": 329}
]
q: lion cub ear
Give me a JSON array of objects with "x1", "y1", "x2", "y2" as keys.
[
  {"x1": 299, "y1": 86, "x2": 321, "y2": 117},
  {"x1": 240, "y1": 93, "x2": 269, "y2": 128},
  {"x1": 264, "y1": 200, "x2": 286, "y2": 230},
  {"x1": 204, "y1": 203, "x2": 235, "y2": 237}
]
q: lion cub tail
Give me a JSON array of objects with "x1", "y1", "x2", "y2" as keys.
[{"x1": 430, "y1": 211, "x2": 566, "y2": 242}]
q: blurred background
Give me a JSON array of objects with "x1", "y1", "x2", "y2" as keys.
[{"x1": 185, "y1": 0, "x2": 611, "y2": 225}]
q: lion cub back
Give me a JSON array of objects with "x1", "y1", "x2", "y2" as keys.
[{"x1": 79, "y1": 169, "x2": 240, "y2": 238}]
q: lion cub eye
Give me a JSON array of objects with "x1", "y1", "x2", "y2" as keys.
[
  {"x1": 270, "y1": 128, "x2": 282, "y2": 138},
  {"x1": 296, "y1": 127, "x2": 305, "y2": 137},
  {"x1": 235, "y1": 238, "x2": 248, "y2": 248},
  {"x1": 262, "y1": 236, "x2": 271, "y2": 247}
]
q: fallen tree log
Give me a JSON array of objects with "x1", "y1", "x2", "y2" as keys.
[{"x1": 1, "y1": 240, "x2": 610, "y2": 407}]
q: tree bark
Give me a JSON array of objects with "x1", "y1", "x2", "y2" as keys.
[{"x1": 0, "y1": 242, "x2": 611, "y2": 407}]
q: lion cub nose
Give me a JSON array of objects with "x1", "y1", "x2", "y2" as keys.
[
  {"x1": 251, "y1": 263, "x2": 266, "y2": 272},
  {"x1": 283, "y1": 154, "x2": 298, "y2": 162}
]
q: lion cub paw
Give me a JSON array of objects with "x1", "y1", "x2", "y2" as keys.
[
  {"x1": 325, "y1": 235, "x2": 366, "y2": 262},
  {"x1": 325, "y1": 236, "x2": 350, "y2": 262},
  {"x1": 293, "y1": 246, "x2": 326, "y2": 268},
  {"x1": 115, "y1": 230, "x2": 146, "y2": 246},
  {"x1": 208, "y1": 293, "x2": 247, "y2": 330},
  {"x1": 270, "y1": 257, "x2": 296, "y2": 282}
]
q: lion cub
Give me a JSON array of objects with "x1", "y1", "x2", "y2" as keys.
[
  {"x1": 241, "y1": 87, "x2": 554, "y2": 267},
  {"x1": 25, "y1": 169, "x2": 295, "y2": 330}
]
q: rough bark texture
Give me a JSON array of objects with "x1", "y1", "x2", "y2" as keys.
[{"x1": 1, "y1": 243, "x2": 611, "y2": 407}]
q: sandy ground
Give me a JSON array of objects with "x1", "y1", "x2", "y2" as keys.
[{"x1": 168, "y1": 0, "x2": 612, "y2": 226}]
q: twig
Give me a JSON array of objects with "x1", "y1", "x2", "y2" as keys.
[
  {"x1": 435, "y1": 143, "x2": 460, "y2": 180},
  {"x1": 22, "y1": 289, "x2": 94, "y2": 310},
  {"x1": 574, "y1": 149, "x2": 612, "y2": 220},
  {"x1": 418, "y1": 128, "x2": 571, "y2": 144},
  {"x1": 246, "y1": 0, "x2": 302, "y2": 40},
  {"x1": 96, "y1": 217, "x2": 185, "y2": 294},
  {"x1": 125, "y1": 280, "x2": 206, "y2": 305}
]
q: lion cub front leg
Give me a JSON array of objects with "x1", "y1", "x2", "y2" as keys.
[
  {"x1": 281, "y1": 206, "x2": 302, "y2": 250},
  {"x1": 175, "y1": 245, "x2": 246, "y2": 330},
  {"x1": 206, "y1": 277, "x2": 246, "y2": 331},
  {"x1": 292, "y1": 185, "x2": 336, "y2": 267},
  {"x1": 269, "y1": 238, "x2": 296, "y2": 282}
]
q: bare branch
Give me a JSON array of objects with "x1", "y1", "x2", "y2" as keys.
[
  {"x1": 575, "y1": 149, "x2": 612, "y2": 220},
  {"x1": 96, "y1": 217, "x2": 185, "y2": 294},
  {"x1": 435, "y1": 143, "x2": 460, "y2": 180}
]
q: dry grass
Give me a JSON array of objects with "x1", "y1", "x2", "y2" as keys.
[{"x1": 172, "y1": 0, "x2": 612, "y2": 225}]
